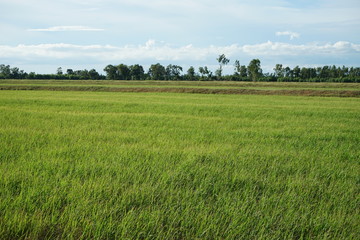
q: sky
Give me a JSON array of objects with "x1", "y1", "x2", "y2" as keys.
[{"x1": 0, "y1": 0, "x2": 359, "y2": 74}]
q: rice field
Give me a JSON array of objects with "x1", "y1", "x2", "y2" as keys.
[
  {"x1": 0, "y1": 82, "x2": 359, "y2": 239},
  {"x1": 1, "y1": 80, "x2": 360, "y2": 97}
]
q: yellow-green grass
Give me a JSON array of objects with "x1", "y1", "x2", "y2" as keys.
[
  {"x1": 0, "y1": 90, "x2": 359, "y2": 239},
  {"x1": 1, "y1": 80, "x2": 360, "y2": 98},
  {"x1": 1, "y1": 79, "x2": 360, "y2": 91}
]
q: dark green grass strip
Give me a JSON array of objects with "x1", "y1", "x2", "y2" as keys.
[{"x1": 1, "y1": 85, "x2": 359, "y2": 97}]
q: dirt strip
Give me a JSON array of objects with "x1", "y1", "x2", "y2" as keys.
[{"x1": 1, "y1": 85, "x2": 359, "y2": 97}]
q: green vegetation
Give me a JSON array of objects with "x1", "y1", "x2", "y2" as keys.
[{"x1": 0, "y1": 85, "x2": 359, "y2": 239}]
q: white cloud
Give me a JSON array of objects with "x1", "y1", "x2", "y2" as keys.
[
  {"x1": 276, "y1": 31, "x2": 300, "y2": 40},
  {"x1": 1, "y1": 40, "x2": 359, "y2": 63},
  {"x1": 242, "y1": 41, "x2": 360, "y2": 56},
  {"x1": 27, "y1": 26, "x2": 104, "y2": 32}
]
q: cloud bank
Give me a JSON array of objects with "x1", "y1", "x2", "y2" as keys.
[
  {"x1": 27, "y1": 26, "x2": 104, "y2": 32},
  {"x1": 1, "y1": 40, "x2": 359, "y2": 61},
  {"x1": 1, "y1": 40, "x2": 359, "y2": 73}
]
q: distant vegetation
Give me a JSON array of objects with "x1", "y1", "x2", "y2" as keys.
[{"x1": 1, "y1": 55, "x2": 360, "y2": 82}]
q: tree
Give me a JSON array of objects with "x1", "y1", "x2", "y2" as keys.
[
  {"x1": 117, "y1": 64, "x2": 130, "y2": 80},
  {"x1": 234, "y1": 60, "x2": 241, "y2": 75},
  {"x1": 0, "y1": 64, "x2": 11, "y2": 79},
  {"x1": 300, "y1": 67, "x2": 309, "y2": 79},
  {"x1": 148, "y1": 63, "x2": 166, "y2": 80},
  {"x1": 199, "y1": 66, "x2": 212, "y2": 80},
  {"x1": 186, "y1": 66, "x2": 196, "y2": 80},
  {"x1": 77, "y1": 69, "x2": 90, "y2": 79},
  {"x1": 199, "y1": 67, "x2": 205, "y2": 78},
  {"x1": 330, "y1": 65, "x2": 338, "y2": 78},
  {"x1": 284, "y1": 66, "x2": 292, "y2": 78},
  {"x1": 27, "y1": 72, "x2": 36, "y2": 79},
  {"x1": 320, "y1": 66, "x2": 330, "y2": 78},
  {"x1": 239, "y1": 65, "x2": 247, "y2": 77},
  {"x1": 104, "y1": 64, "x2": 118, "y2": 80},
  {"x1": 89, "y1": 69, "x2": 100, "y2": 80},
  {"x1": 216, "y1": 54, "x2": 230, "y2": 78},
  {"x1": 129, "y1": 64, "x2": 144, "y2": 80},
  {"x1": 309, "y1": 68, "x2": 317, "y2": 79},
  {"x1": 166, "y1": 64, "x2": 183, "y2": 80},
  {"x1": 247, "y1": 59, "x2": 262, "y2": 81},
  {"x1": 57, "y1": 67, "x2": 63, "y2": 75},
  {"x1": 274, "y1": 64, "x2": 284, "y2": 78},
  {"x1": 10, "y1": 67, "x2": 20, "y2": 79},
  {"x1": 349, "y1": 67, "x2": 360, "y2": 77},
  {"x1": 293, "y1": 66, "x2": 300, "y2": 78},
  {"x1": 19, "y1": 69, "x2": 26, "y2": 79},
  {"x1": 66, "y1": 69, "x2": 74, "y2": 75},
  {"x1": 205, "y1": 67, "x2": 212, "y2": 79},
  {"x1": 342, "y1": 66, "x2": 349, "y2": 77}
]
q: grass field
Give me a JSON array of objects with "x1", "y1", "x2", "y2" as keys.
[
  {"x1": 2, "y1": 79, "x2": 360, "y2": 90},
  {"x1": 1, "y1": 80, "x2": 360, "y2": 97},
  {"x1": 0, "y1": 81, "x2": 359, "y2": 239}
]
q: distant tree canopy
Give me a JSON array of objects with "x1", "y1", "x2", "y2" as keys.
[
  {"x1": 166, "y1": 64, "x2": 183, "y2": 80},
  {"x1": 1, "y1": 58, "x2": 360, "y2": 82},
  {"x1": 148, "y1": 63, "x2": 166, "y2": 80},
  {"x1": 186, "y1": 66, "x2": 196, "y2": 81},
  {"x1": 0, "y1": 64, "x2": 106, "y2": 80},
  {"x1": 129, "y1": 64, "x2": 145, "y2": 80}
]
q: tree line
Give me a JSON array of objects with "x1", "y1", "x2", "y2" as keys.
[
  {"x1": 0, "y1": 65, "x2": 106, "y2": 80},
  {"x1": 1, "y1": 55, "x2": 360, "y2": 82}
]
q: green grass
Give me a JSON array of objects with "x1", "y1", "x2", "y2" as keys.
[
  {"x1": 1, "y1": 83, "x2": 358, "y2": 91},
  {"x1": 0, "y1": 89, "x2": 359, "y2": 239}
]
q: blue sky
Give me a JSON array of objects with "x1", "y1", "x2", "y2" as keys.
[{"x1": 1, "y1": 0, "x2": 359, "y2": 74}]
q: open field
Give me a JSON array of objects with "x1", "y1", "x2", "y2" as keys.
[
  {"x1": 0, "y1": 85, "x2": 359, "y2": 239},
  {"x1": 1, "y1": 79, "x2": 360, "y2": 97}
]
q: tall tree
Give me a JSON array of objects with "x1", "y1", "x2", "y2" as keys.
[
  {"x1": 247, "y1": 59, "x2": 262, "y2": 81},
  {"x1": 129, "y1": 64, "x2": 144, "y2": 80},
  {"x1": 274, "y1": 64, "x2": 284, "y2": 78},
  {"x1": 342, "y1": 66, "x2": 349, "y2": 77},
  {"x1": 284, "y1": 66, "x2": 292, "y2": 78},
  {"x1": 293, "y1": 66, "x2": 300, "y2": 78},
  {"x1": 0, "y1": 64, "x2": 11, "y2": 79},
  {"x1": 234, "y1": 60, "x2": 241, "y2": 75},
  {"x1": 104, "y1": 64, "x2": 118, "y2": 80},
  {"x1": 216, "y1": 54, "x2": 230, "y2": 78},
  {"x1": 57, "y1": 67, "x2": 63, "y2": 75},
  {"x1": 148, "y1": 63, "x2": 166, "y2": 80},
  {"x1": 187, "y1": 66, "x2": 196, "y2": 80},
  {"x1": 10, "y1": 67, "x2": 20, "y2": 79},
  {"x1": 239, "y1": 65, "x2": 247, "y2": 77},
  {"x1": 166, "y1": 64, "x2": 183, "y2": 80},
  {"x1": 199, "y1": 66, "x2": 212, "y2": 80},
  {"x1": 117, "y1": 64, "x2": 130, "y2": 80},
  {"x1": 300, "y1": 67, "x2": 309, "y2": 79},
  {"x1": 199, "y1": 67, "x2": 205, "y2": 78}
]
